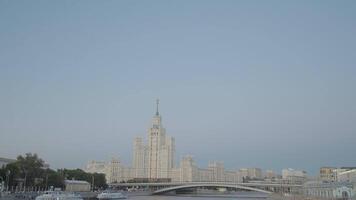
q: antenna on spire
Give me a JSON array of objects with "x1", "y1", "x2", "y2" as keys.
[{"x1": 156, "y1": 98, "x2": 160, "y2": 116}]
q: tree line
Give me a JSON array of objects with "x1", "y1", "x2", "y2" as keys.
[{"x1": 0, "y1": 153, "x2": 106, "y2": 190}]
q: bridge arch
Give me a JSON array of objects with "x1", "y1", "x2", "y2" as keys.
[{"x1": 152, "y1": 183, "x2": 272, "y2": 195}]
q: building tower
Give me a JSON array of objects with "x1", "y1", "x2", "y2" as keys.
[
  {"x1": 132, "y1": 137, "x2": 147, "y2": 178},
  {"x1": 148, "y1": 99, "x2": 165, "y2": 179},
  {"x1": 147, "y1": 99, "x2": 175, "y2": 179}
]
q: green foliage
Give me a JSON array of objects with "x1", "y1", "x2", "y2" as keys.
[
  {"x1": 2, "y1": 153, "x2": 107, "y2": 190},
  {"x1": 46, "y1": 169, "x2": 64, "y2": 188},
  {"x1": 17, "y1": 153, "x2": 45, "y2": 186},
  {"x1": 92, "y1": 173, "x2": 107, "y2": 189},
  {"x1": 63, "y1": 169, "x2": 90, "y2": 181},
  {"x1": 3, "y1": 162, "x2": 21, "y2": 187}
]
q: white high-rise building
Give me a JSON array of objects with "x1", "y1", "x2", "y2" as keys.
[
  {"x1": 180, "y1": 156, "x2": 197, "y2": 182},
  {"x1": 132, "y1": 137, "x2": 148, "y2": 178},
  {"x1": 107, "y1": 157, "x2": 120, "y2": 183},
  {"x1": 147, "y1": 99, "x2": 175, "y2": 179},
  {"x1": 160, "y1": 136, "x2": 175, "y2": 178},
  {"x1": 208, "y1": 161, "x2": 225, "y2": 182}
]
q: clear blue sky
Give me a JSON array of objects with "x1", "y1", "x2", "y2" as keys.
[{"x1": 1, "y1": 0, "x2": 355, "y2": 175}]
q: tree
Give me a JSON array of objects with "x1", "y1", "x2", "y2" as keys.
[
  {"x1": 92, "y1": 173, "x2": 107, "y2": 189},
  {"x1": 1, "y1": 153, "x2": 107, "y2": 191},
  {"x1": 16, "y1": 153, "x2": 45, "y2": 187},
  {"x1": 3, "y1": 162, "x2": 21, "y2": 187},
  {"x1": 46, "y1": 169, "x2": 64, "y2": 188}
]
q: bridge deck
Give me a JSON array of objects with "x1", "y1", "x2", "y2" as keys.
[
  {"x1": 152, "y1": 183, "x2": 274, "y2": 195},
  {"x1": 109, "y1": 181, "x2": 302, "y2": 188}
]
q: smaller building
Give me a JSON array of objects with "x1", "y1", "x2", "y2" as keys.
[
  {"x1": 320, "y1": 167, "x2": 337, "y2": 182},
  {"x1": 85, "y1": 160, "x2": 107, "y2": 174},
  {"x1": 238, "y1": 168, "x2": 263, "y2": 181},
  {"x1": 303, "y1": 181, "x2": 353, "y2": 199},
  {"x1": 337, "y1": 169, "x2": 356, "y2": 183},
  {"x1": 265, "y1": 170, "x2": 277, "y2": 179},
  {"x1": 338, "y1": 169, "x2": 356, "y2": 197},
  {"x1": 248, "y1": 168, "x2": 263, "y2": 179},
  {"x1": 64, "y1": 180, "x2": 91, "y2": 192},
  {"x1": 282, "y1": 168, "x2": 307, "y2": 184}
]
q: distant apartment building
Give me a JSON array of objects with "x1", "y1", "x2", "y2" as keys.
[
  {"x1": 132, "y1": 137, "x2": 148, "y2": 178},
  {"x1": 179, "y1": 156, "x2": 196, "y2": 182},
  {"x1": 248, "y1": 168, "x2": 263, "y2": 179},
  {"x1": 238, "y1": 168, "x2": 263, "y2": 181},
  {"x1": 208, "y1": 161, "x2": 225, "y2": 182},
  {"x1": 265, "y1": 170, "x2": 277, "y2": 179},
  {"x1": 170, "y1": 157, "x2": 239, "y2": 183},
  {"x1": 282, "y1": 168, "x2": 307, "y2": 184},
  {"x1": 85, "y1": 160, "x2": 107, "y2": 174},
  {"x1": 106, "y1": 157, "x2": 134, "y2": 183},
  {"x1": 319, "y1": 167, "x2": 337, "y2": 182}
]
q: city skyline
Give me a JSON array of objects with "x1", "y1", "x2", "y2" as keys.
[
  {"x1": 1, "y1": 0, "x2": 356, "y2": 175},
  {"x1": 1, "y1": 99, "x2": 354, "y2": 176},
  {"x1": 85, "y1": 102, "x2": 308, "y2": 184}
]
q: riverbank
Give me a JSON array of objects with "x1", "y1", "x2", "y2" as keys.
[
  {"x1": 0, "y1": 191, "x2": 99, "y2": 200},
  {"x1": 268, "y1": 193, "x2": 356, "y2": 200}
]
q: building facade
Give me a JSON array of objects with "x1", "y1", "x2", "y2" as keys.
[
  {"x1": 303, "y1": 181, "x2": 353, "y2": 199},
  {"x1": 132, "y1": 137, "x2": 148, "y2": 178},
  {"x1": 282, "y1": 168, "x2": 307, "y2": 184},
  {"x1": 85, "y1": 160, "x2": 107, "y2": 174},
  {"x1": 320, "y1": 167, "x2": 337, "y2": 182},
  {"x1": 265, "y1": 170, "x2": 277, "y2": 179},
  {"x1": 146, "y1": 99, "x2": 175, "y2": 180},
  {"x1": 64, "y1": 180, "x2": 91, "y2": 192}
]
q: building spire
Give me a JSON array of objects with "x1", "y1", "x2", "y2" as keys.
[{"x1": 156, "y1": 98, "x2": 159, "y2": 116}]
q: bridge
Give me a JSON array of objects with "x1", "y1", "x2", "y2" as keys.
[
  {"x1": 109, "y1": 182, "x2": 303, "y2": 195},
  {"x1": 152, "y1": 183, "x2": 273, "y2": 195}
]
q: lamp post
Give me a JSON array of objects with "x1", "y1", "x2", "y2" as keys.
[
  {"x1": 0, "y1": 176, "x2": 4, "y2": 192},
  {"x1": 22, "y1": 168, "x2": 28, "y2": 192},
  {"x1": 92, "y1": 175, "x2": 95, "y2": 192},
  {"x1": 45, "y1": 173, "x2": 48, "y2": 191},
  {"x1": 6, "y1": 170, "x2": 10, "y2": 192}
]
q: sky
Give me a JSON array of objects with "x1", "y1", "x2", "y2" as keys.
[{"x1": 0, "y1": 0, "x2": 356, "y2": 175}]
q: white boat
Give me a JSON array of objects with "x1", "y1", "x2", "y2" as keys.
[
  {"x1": 97, "y1": 191, "x2": 127, "y2": 199},
  {"x1": 35, "y1": 191, "x2": 83, "y2": 200}
]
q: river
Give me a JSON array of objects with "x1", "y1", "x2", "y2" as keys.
[{"x1": 126, "y1": 191, "x2": 269, "y2": 200}]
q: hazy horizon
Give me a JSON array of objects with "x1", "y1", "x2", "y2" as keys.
[{"x1": 1, "y1": 0, "x2": 356, "y2": 175}]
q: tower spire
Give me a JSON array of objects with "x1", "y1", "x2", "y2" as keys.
[{"x1": 156, "y1": 99, "x2": 159, "y2": 116}]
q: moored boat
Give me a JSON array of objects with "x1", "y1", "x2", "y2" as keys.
[
  {"x1": 97, "y1": 191, "x2": 127, "y2": 199},
  {"x1": 35, "y1": 191, "x2": 83, "y2": 200}
]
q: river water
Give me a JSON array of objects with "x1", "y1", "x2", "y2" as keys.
[
  {"x1": 128, "y1": 196, "x2": 268, "y2": 200},
  {"x1": 127, "y1": 191, "x2": 269, "y2": 200},
  {"x1": 0, "y1": 191, "x2": 270, "y2": 200}
]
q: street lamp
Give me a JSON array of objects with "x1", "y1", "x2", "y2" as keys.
[
  {"x1": 0, "y1": 176, "x2": 4, "y2": 192},
  {"x1": 45, "y1": 173, "x2": 48, "y2": 191},
  {"x1": 6, "y1": 170, "x2": 10, "y2": 192},
  {"x1": 92, "y1": 175, "x2": 95, "y2": 192},
  {"x1": 21, "y1": 168, "x2": 28, "y2": 192}
]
